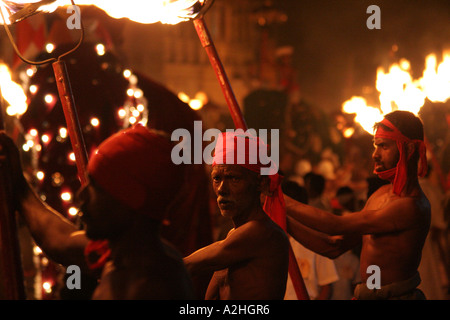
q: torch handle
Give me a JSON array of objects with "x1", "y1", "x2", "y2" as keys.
[
  {"x1": 193, "y1": 18, "x2": 247, "y2": 130},
  {"x1": 52, "y1": 60, "x2": 89, "y2": 186}
]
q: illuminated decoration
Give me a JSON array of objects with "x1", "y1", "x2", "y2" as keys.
[
  {"x1": 119, "y1": 69, "x2": 148, "y2": 128},
  {"x1": 68, "y1": 206, "x2": 78, "y2": 216},
  {"x1": 60, "y1": 191, "x2": 72, "y2": 201},
  {"x1": 36, "y1": 171, "x2": 44, "y2": 180},
  {"x1": 95, "y1": 43, "x2": 105, "y2": 56},
  {"x1": 59, "y1": 127, "x2": 67, "y2": 139},
  {"x1": 45, "y1": 42, "x2": 54, "y2": 53},
  {"x1": 18, "y1": 43, "x2": 149, "y2": 222},
  {"x1": 29, "y1": 84, "x2": 38, "y2": 94},
  {"x1": 90, "y1": 117, "x2": 99, "y2": 127},
  {"x1": 342, "y1": 51, "x2": 450, "y2": 136},
  {"x1": 26, "y1": 67, "x2": 35, "y2": 77}
]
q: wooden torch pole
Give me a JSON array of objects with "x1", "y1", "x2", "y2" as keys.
[
  {"x1": 52, "y1": 60, "x2": 89, "y2": 187},
  {"x1": 193, "y1": 18, "x2": 247, "y2": 130},
  {"x1": 193, "y1": 17, "x2": 309, "y2": 300}
]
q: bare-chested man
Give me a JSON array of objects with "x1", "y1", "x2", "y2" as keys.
[
  {"x1": 0, "y1": 124, "x2": 194, "y2": 299},
  {"x1": 285, "y1": 110, "x2": 430, "y2": 299},
  {"x1": 184, "y1": 132, "x2": 289, "y2": 300}
]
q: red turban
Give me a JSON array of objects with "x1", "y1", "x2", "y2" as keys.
[
  {"x1": 212, "y1": 131, "x2": 310, "y2": 300},
  {"x1": 87, "y1": 123, "x2": 185, "y2": 220},
  {"x1": 374, "y1": 118, "x2": 427, "y2": 196}
]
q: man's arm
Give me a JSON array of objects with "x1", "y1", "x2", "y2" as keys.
[
  {"x1": 285, "y1": 194, "x2": 424, "y2": 236},
  {"x1": 184, "y1": 221, "x2": 264, "y2": 275},
  {"x1": 287, "y1": 216, "x2": 360, "y2": 259}
]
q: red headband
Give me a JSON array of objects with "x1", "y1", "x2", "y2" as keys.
[
  {"x1": 87, "y1": 124, "x2": 185, "y2": 220},
  {"x1": 374, "y1": 118, "x2": 427, "y2": 195}
]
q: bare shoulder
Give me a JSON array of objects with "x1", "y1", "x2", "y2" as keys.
[
  {"x1": 238, "y1": 217, "x2": 285, "y2": 233},
  {"x1": 365, "y1": 184, "x2": 391, "y2": 207},
  {"x1": 389, "y1": 190, "x2": 430, "y2": 214},
  {"x1": 224, "y1": 219, "x2": 287, "y2": 249},
  {"x1": 380, "y1": 189, "x2": 431, "y2": 228},
  {"x1": 242, "y1": 218, "x2": 288, "y2": 246}
]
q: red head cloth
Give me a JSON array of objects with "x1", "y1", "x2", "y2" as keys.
[
  {"x1": 87, "y1": 123, "x2": 185, "y2": 220},
  {"x1": 212, "y1": 131, "x2": 286, "y2": 228},
  {"x1": 374, "y1": 118, "x2": 427, "y2": 196}
]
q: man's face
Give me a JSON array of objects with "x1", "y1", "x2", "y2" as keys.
[
  {"x1": 211, "y1": 164, "x2": 261, "y2": 222},
  {"x1": 77, "y1": 179, "x2": 132, "y2": 240},
  {"x1": 372, "y1": 137, "x2": 400, "y2": 172}
]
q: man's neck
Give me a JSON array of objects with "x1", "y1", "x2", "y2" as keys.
[
  {"x1": 232, "y1": 204, "x2": 267, "y2": 228},
  {"x1": 391, "y1": 177, "x2": 421, "y2": 197}
]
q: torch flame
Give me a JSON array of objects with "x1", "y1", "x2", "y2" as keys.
[
  {"x1": 343, "y1": 51, "x2": 450, "y2": 135},
  {"x1": 420, "y1": 51, "x2": 450, "y2": 103},
  {"x1": 0, "y1": 0, "x2": 208, "y2": 25},
  {"x1": 77, "y1": 0, "x2": 207, "y2": 24},
  {"x1": 0, "y1": 63, "x2": 28, "y2": 116},
  {"x1": 0, "y1": 0, "x2": 60, "y2": 24},
  {"x1": 342, "y1": 96, "x2": 383, "y2": 134},
  {"x1": 376, "y1": 58, "x2": 426, "y2": 116}
]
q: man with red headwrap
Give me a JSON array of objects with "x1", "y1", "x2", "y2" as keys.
[
  {"x1": 184, "y1": 131, "x2": 290, "y2": 300},
  {"x1": 0, "y1": 124, "x2": 195, "y2": 299},
  {"x1": 285, "y1": 110, "x2": 431, "y2": 299}
]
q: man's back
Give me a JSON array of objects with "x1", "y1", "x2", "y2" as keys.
[{"x1": 204, "y1": 218, "x2": 289, "y2": 300}]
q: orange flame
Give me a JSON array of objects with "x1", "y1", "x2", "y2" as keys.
[
  {"x1": 0, "y1": 0, "x2": 207, "y2": 25},
  {"x1": 343, "y1": 51, "x2": 450, "y2": 135},
  {"x1": 0, "y1": 63, "x2": 28, "y2": 116}
]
